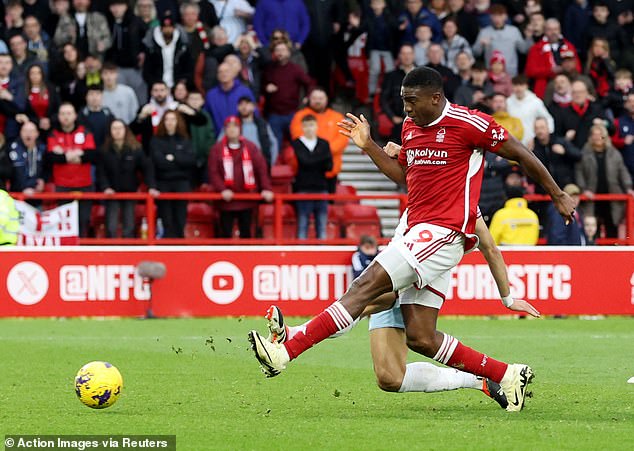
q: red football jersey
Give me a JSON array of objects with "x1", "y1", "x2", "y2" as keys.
[{"x1": 397, "y1": 102, "x2": 508, "y2": 234}]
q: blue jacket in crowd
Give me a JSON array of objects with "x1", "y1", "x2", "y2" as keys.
[
  {"x1": 399, "y1": 6, "x2": 442, "y2": 44},
  {"x1": 7, "y1": 139, "x2": 46, "y2": 192},
  {"x1": 351, "y1": 248, "x2": 378, "y2": 279},
  {"x1": 563, "y1": 1, "x2": 592, "y2": 55},
  {"x1": 204, "y1": 81, "x2": 255, "y2": 133},
  {"x1": 546, "y1": 204, "x2": 586, "y2": 246},
  {"x1": 0, "y1": 77, "x2": 27, "y2": 140},
  {"x1": 253, "y1": 0, "x2": 311, "y2": 46}
]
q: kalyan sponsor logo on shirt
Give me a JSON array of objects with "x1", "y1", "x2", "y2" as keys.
[{"x1": 406, "y1": 148, "x2": 449, "y2": 167}]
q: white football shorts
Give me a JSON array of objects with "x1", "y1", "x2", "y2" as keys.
[{"x1": 373, "y1": 210, "x2": 464, "y2": 310}]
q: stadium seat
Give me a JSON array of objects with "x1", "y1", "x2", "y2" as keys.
[
  {"x1": 259, "y1": 203, "x2": 296, "y2": 238},
  {"x1": 277, "y1": 145, "x2": 296, "y2": 168},
  {"x1": 134, "y1": 203, "x2": 145, "y2": 218},
  {"x1": 270, "y1": 164, "x2": 294, "y2": 194},
  {"x1": 187, "y1": 202, "x2": 214, "y2": 222},
  {"x1": 329, "y1": 205, "x2": 344, "y2": 239},
  {"x1": 185, "y1": 202, "x2": 215, "y2": 239},
  {"x1": 42, "y1": 182, "x2": 57, "y2": 209},
  {"x1": 329, "y1": 204, "x2": 345, "y2": 223},
  {"x1": 328, "y1": 206, "x2": 343, "y2": 239},
  {"x1": 335, "y1": 184, "x2": 359, "y2": 204},
  {"x1": 373, "y1": 90, "x2": 393, "y2": 138},
  {"x1": 91, "y1": 202, "x2": 150, "y2": 239},
  {"x1": 348, "y1": 55, "x2": 369, "y2": 104},
  {"x1": 184, "y1": 222, "x2": 215, "y2": 239},
  {"x1": 197, "y1": 183, "x2": 214, "y2": 193},
  {"x1": 90, "y1": 204, "x2": 106, "y2": 238},
  {"x1": 342, "y1": 204, "x2": 381, "y2": 240},
  {"x1": 304, "y1": 205, "x2": 342, "y2": 240}
]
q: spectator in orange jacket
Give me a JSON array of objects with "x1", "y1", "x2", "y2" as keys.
[
  {"x1": 289, "y1": 88, "x2": 347, "y2": 193},
  {"x1": 525, "y1": 18, "x2": 581, "y2": 99}
]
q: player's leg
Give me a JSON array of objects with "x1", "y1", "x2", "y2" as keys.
[
  {"x1": 275, "y1": 224, "x2": 460, "y2": 356},
  {"x1": 400, "y1": 303, "x2": 533, "y2": 411},
  {"x1": 362, "y1": 293, "x2": 399, "y2": 317},
  {"x1": 370, "y1": 292, "x2": 507, "y2": 408},
  {"x1": 265, "y1": 293, "x2": 399, "y2": 344},
  {"x1": 249, "y1": 260, "x2": 398, "y2": 376},
  {"x1": 401, "y1": 303, "x2": 503, "y2": 380},
  {"x1": 264, "y1": 302, "x2": 508, "y2": 407},
  {"x1": 387, "y1": 224, "x2": 534, "y2": 411},
  {"x1": 369, "y1": 327, "x2": 408, "y2": 392},
  {"x1": 248, "y1": 224, "x2": 457, "y2": 377}
]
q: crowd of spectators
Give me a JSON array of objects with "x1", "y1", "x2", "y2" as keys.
[{"x1": 0, "y1": 0, "x2": 632, "y2": 243}]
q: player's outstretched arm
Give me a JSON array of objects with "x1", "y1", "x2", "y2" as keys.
[
  {"x1": 381, "y1": 141, "x2": 407, "y2": 187},
  {"x1": 475, "y1": 216, "x2": 541, "y2": 318},
  {"x1": 497, "y1": 135, "x2": 575, "y2": 224},
  {"x1": 338, "y1": 113, "x2": 406, "y2": 186}
]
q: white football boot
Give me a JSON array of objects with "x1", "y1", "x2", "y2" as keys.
[
  {"x1": 248, "y1": 330, "x2": 290, "y2": 378},
  {"x1": 265, "y1": 305, "x2": 288, "y2": 344},
  {"x1": 500, "y1": 364, "x2": 535, "y2": 412}
]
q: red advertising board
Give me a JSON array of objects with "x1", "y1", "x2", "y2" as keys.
[{"x1": 1, "y1": 246, "x2": 633, "y2": 317}]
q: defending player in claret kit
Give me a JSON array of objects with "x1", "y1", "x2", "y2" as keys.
[{"x1": 249, "y1": 67, "x2": 576, "y2": 412}]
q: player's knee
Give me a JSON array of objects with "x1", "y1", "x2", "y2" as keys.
[
  {"x1": 405, "y1": 333, "x2": 437, "y2": 357},
  {"x1": 349, "y1": 264, "x2": 391, "y2": 298},
  {"x1": 349, "y1": 270, "x2": 375, "y2": 293},
  {"x1": 374, "y1": 367, "x2": 403, "y2": 392}
]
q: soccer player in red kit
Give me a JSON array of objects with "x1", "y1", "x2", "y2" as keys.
[{"x1": 248, "y1": 67, "x2": 576, "y2": 412}]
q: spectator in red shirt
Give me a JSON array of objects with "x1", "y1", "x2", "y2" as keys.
[
  {"x1": 261, "y1": 41, "x2": 314, "y2": 154},
  {"x1": 45, "y1": 102, "x2": 97, "y2": 237},
  {"x1": 208, "y1": 116, "x2": 273, "y2": 239},
  {"x1": 525, "y1": 18, "x2": 581, "y2": 99},
  {"x1": 24, "y1": 63, "x2": 60, "y2": 134}
]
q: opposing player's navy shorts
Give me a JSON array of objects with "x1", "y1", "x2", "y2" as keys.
[{"x1": 368, "y1": 304, "x2": 405, "y2": 330}]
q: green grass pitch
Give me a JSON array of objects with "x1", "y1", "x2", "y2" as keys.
[{"x1": 1, "y1": 316, "x2": 633, "y2": 450}]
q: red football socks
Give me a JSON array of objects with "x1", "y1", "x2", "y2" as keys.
[
  {"x1": 284, "y1": 302, "x2": 353, "y2": 360},
  {"x1": 433, "y1": 333, "x2": 508, "y2": 383}
]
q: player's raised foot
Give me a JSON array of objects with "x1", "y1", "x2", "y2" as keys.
[
  {"x1": 481, "y1": 378, "x2": 509, "y2": 409},
  {"x1": 247, "y1": 330, "x2": 290, "y2": 378},
  {"x1": 500, "y1": 364, "x2": 534, "y2": 412},
  {"x1": 265, "y1": 305, "x2": 288, "y2": 344}
]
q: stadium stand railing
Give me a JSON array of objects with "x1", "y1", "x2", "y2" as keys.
[
  {"x1": 10, "y1": 192, "x2": 633, "y2": 246},
  {"x1": 524, "y1": 193, "x2": 634, "y2": 245}
]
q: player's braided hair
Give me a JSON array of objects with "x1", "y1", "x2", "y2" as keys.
[{"x1": 402, "y1": 67, "x2": 444, "y2": 93}]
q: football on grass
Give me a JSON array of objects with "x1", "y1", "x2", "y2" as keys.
[{"x1": 74, "y1": 361, "x2": 123, "y2": 409}]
